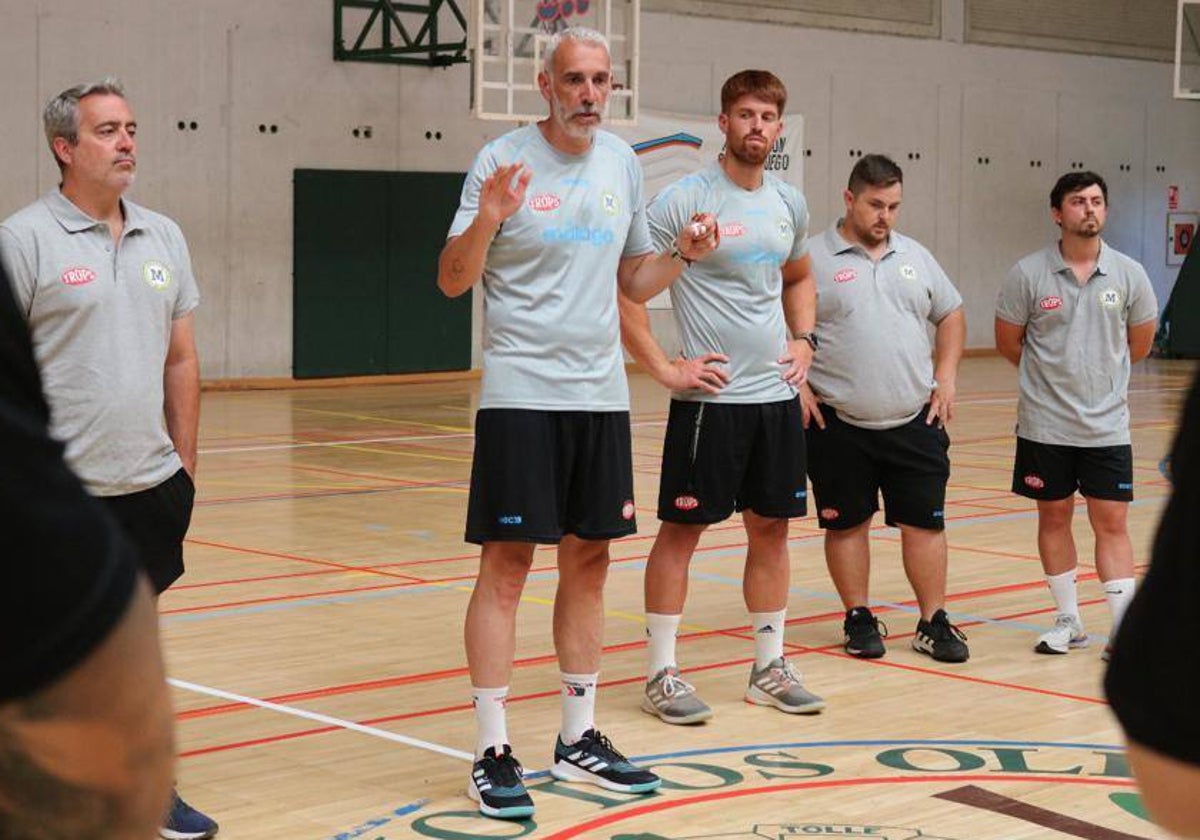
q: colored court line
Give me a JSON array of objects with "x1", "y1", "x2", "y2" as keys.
[
  {"x1": 538, "y1": 775, "x2": 1139, "y2": 840},
  {"x1": 935, "y1": 784, "x2": 1151, "y2": 840},
  {"x1": 169, "y1": 677, "x2": 473, "y2": 762}
]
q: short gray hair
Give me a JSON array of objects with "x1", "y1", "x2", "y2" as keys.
[
  {"x1": 542, "y1": 27, "x2": 610, "y2": 75},
  {"x1": 43, "y1": 77, "x2": 127, "y2": 167}
]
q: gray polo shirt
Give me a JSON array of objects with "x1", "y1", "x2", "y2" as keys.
[
  {"x1": 0, "y1": 191, "x2": 200, "y2": 496},
  {"x1": 448, "y1": 125, "x2": 654, "y2": 411},
  {"x1": 647, "y1": 163, "x2": 808, "y2": 404},
  {"x1": 806, "y1": 222, "x2": 962, "y2": 430},
  {"x1": 995, "y1": 240, "x2": 1157, "y2": 447}
]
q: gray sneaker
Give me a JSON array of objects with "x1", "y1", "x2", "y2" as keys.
[
  {"x1": 1034, "y1": 614, "x2": 1088, "y2": 655},
  {"x1": 745, "y1": 657, "x2": 825, "y2": 714},
  {"x1": 641, "y1": 666, "x2": 713, "y2": 725}
]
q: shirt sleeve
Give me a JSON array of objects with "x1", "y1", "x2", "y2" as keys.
[
  {"x1": 1126, "y1": 262, "x2": 1158, "y2": 326},
  {"x1": 645, "y1": 181, "x2": 691, "y2": 255},
  {"x1": 925, "y1": 250, "x2": 963, "y2": 323},
  {"x1": 170, "y1": 222, "x2": 200, "y2": 319},
  {"x1": 447, "y1": 145, "x2": 498, "y2": 240},
  {"x1": 995, "y1": 263, "x2": 1031, "y2": 325},
  {"x1": 622, "y1": 154, "x2": 655, "y2": 258},
  {"x1": 787, "y1": 185, "x2": 810, "y2": 261},
  {"x1": 0, "y1": 226, "x2": 37, "y2": 318}
]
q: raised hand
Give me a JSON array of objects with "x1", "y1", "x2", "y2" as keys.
[
  {"x1": 675, "y1": 212, "x2": 720, "y2": 262},
  {"x1": 478, "y1": 164, "x2": 533, "y2": 228}
]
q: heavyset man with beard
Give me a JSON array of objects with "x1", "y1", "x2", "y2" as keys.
[
  {"x1": 995, "y1": 172, "x2": 1157, "y2": 658},
  {"x1": 437, "y1": 26, "x2": 717, "y2": 821},
  {"x1": 619, "y1": 70, "x2": 825, "y2": 725}
]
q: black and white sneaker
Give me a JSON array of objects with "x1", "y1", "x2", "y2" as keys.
[
  {"x1": 843, "y1": 606, "x2": 887, "y2": 658},
  {"x1": 912, "y1": 609, "x2": 969, "y2": 663},
  {"x1": 467, "y1": 745, "x2": 535, "y2": 820},
  {"x1": 551, "y1": 728, "x2": 662, "y2": 793}
]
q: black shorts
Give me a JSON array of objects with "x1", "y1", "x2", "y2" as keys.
[
  {"x1": 657, "y1": 398, "x2": 807, "y2": 524},
  {"x1": 806, "y1": 406, "x2": 950, "y2": 531},
  {"x1": 1012, "y1": 437, "x2": 1134, "y2": 502},
  {"x1": 465, "y1": 409, "x2": 636, "y2": 544},
  {"x1": 99, "y1": 468, "x2": 196, "y2": 594}
]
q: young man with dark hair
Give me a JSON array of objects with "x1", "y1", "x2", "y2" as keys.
[
  {"x1": 621, "y1": 69, "x2": 824, "y2": 725},
  {"x1": 995, "y1": 171, "x2": 1156, "y2": 657},
  {"x1": 802, "y1": 154, "x2": 969, "y2": 663},
  {"x1": 438, "y1": 27, "x2": 716, "y2": 820}
]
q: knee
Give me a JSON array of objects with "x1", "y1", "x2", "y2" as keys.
[{"x1": 1038, "y1": 501, "x2": 1075, "y2": 532}]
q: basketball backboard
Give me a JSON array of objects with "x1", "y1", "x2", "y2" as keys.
[
  {"x1": 469, "y1": 0, "x2": 639, "y2": 122},
  {"x1": 1175, "y1": 0, "x2": 1200, "y2": 98}
]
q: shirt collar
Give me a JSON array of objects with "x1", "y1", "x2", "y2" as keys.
[
  {"x1": 825, "y1": 219, "x2": 901, "y2": 259},
  {"x1": 43, "y1": 189, "x2": 145, "y2": 235},
  {"x1": 1050, "y1": 239, "x2": 1111, "y2": 279}
]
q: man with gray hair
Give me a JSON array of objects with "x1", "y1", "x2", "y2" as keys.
[
  {"x1": 0, "y1": 79, "x2": 214, "y2": 839},
  {"x1": 438, "y1": 26, "x2": 716, "y2": 820}
]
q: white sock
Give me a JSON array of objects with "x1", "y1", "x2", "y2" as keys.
[
  {"x1": 471, "y1": 686, "x2": 509, "y2": 759},
  {"x1": 750, "y1": 609, "x2": 787, "y2": 669},
  {"x1": 1103, "y1": 577, "x2": 1136, "y2": 636},
  {"x1": 645, "y1": 613, "x2": 682, "y2": 678},
  {"x1": 1045, "y1": 569, "x2": 1080, "y2": 621},
  {"x1": 559, "y1": 672, "x2": 598, "y2": 745}
]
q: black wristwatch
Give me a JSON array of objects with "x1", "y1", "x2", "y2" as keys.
[{"x1": 796, "y1": 331, "x2": 819, "y2": 351}]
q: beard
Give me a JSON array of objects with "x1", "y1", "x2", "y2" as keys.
[
  {"x1": 551, "y1": 95, "x2": 602, "y2": 140},
  {"x1": 726, "y1": 133, "x2": 770, "y2": 166},
  {"x1": 1070, "y1": 217, "x2": 1103, "y2": 238}
]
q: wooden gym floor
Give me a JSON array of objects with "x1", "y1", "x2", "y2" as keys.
[{"x1": 162, "y1": 355, "x2": 1195, "y2": 840}]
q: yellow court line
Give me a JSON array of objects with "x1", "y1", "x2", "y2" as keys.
[
  {"x1": 333, "y1": 443, "x2": 473, "y2": 464},
  {"x1": 293, "y1": 406, "x2": 472, "y2": 434}
]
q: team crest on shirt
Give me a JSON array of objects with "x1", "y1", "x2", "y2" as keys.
[
  {"x1": 900, "y1": 264, "x2": 918, "y2": 281},
  {"x1": 142, "y1": 260, "x2": 172, "y2": 290},
  {"x1": 602, "y1": 192, "x2": 620, "y2": 215},
  {"x1": 1098, "y1": 289, "x2": 1123, "y2": 309},
  {"x1": 777, "y1": 218, "x2": 791, "y2": 238},
  {"x1": 60, "y1": 266, "x2": 96, "y2": 286},
  {"x1": 834, "y1": 268, "x2": 857, "y2": 283}
]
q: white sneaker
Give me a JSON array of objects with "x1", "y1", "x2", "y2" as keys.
[{"x1": 1034, "y1": 614, "x2": 1088, "y2": 654}]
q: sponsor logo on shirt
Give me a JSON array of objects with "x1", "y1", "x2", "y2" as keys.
[
  {"x1": 142, "y1": 260, "x2": 172, "y2": 290},
  {"x1": 720, "y1": 222, "x2": 746, "y2": 237},
  {"x1": 674, "y1": 494, "x2": 699, "y2": 511},
  {"x1": 1039, "y1": 295, "x2": 1063, "y2": 310},
  {"x1": 528, "y1": 193, "x2": 561, "y2": 212},
  {"x1": 820, "y1": 507, "x2": 840, "y2": 521},
  {"x1": 834, "y1": 268, "x2": 857, "y2": 284},
  {"x1": 900, "y1": 264, "x2": 918, "y2": 280},
  {"x1": 1098, "y1": 289, "x2": 1123, "y2": 309},
  {"x1": 602, "y1": 192, "x2": 620, "y2": 215},
  {"x1": 542, "y1": 225, "x2": 615, "y2": 245},
  {"x1": 621, "y1": 500, "x2": 635, "y2": 520},
  {"x1": 60, "y1": 266, "x2": 96, "y2": 286},
  {"x1": 1023, "y1": 474, "x2": 1045, "y2": 490}
]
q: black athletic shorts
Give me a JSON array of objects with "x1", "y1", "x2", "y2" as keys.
[
  {"x1": 1011, "y1": 437, "x2": 1134, "y2": 502},
  {"x1": 465, "y1": 409, "x2": 636, "y2": 544},
  {"x1": 806, "y1": 405, "x2": 950, "y2": 531},
  {"x1": 657, "y1": 398, "x2": 807, "y2": 524},
  {"x1": 99, "y1": 468, "x2": 196, "y2": 594}
]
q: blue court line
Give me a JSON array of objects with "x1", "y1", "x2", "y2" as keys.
[{"x1": 168, "y1": 495, "x2": 1161, "y2": 628}]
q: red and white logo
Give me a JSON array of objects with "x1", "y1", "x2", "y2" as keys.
[
  {"x1": 60, "y1": 267, "x2": 96, "y2": 286},
  {"x1": 820, "y1": 507, "x2": 840, "y2": 520},
  {"x1": 1039, "y1": 296, "x2": 1063, "y2": 311},
  {"x1": 1023, "y1": 474, "x2": 1045, "y2": 490},
  {"x1": 834, "y1": 268, "x2": 857, "y2": 284},
  {"x1": 719, "y1": 222, "x2": 746, "y2": 238},
  {"x1": 528, "y1": 193, "x2": 561, "y2": 212},
  {"x1": 674, "y1": 495, "x2": 699, "y2": 511},
  {"x1": 621, "y1": 500, "x2": 636, "y2": 520}
]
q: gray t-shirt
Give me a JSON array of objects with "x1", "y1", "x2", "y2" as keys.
[
  {"x1": 448, "y1": 125, "x2": 654, "y2": 411},
  {"x1": 995, "y1": 240, "x2": 1157, "y2": 447},
  {"x1": 647, "y1": 163, "x2": 808, "y2": 404},
  {"x1": 806, "y1": 222, "x2": 963, "y2": 430},
  {"x1": 0, "y1": 191, "x2": 200, "y2": 495}
]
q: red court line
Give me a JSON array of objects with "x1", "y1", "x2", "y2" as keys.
[{"x1": 539, "y1": 774, "x2": 1138, "y2": 839}]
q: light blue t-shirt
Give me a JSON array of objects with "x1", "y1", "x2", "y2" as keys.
[
  {"x1": 448, "y1": 125, "x2": 654, "y2": 411},
  {"x1": 647, "y1": 164, "x2": 809, "y2": 404}
]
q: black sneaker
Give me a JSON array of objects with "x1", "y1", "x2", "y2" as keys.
[
  {"x1": 467, "y1": 745, "x2": 535, "y2": 820},
  {"x1": 551, "y1": 728, "x2": 662, "y2": 793},
  {"x1": 843, "y1": 606, "x2": 887, "y2": 658},
  {"x1": 912, "y1": 609, "x2": 969, "y2": 663}
]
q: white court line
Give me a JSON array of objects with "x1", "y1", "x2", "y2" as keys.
[{"x1": 169, "y1": 677, "x2": 473, "y2": 762}]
